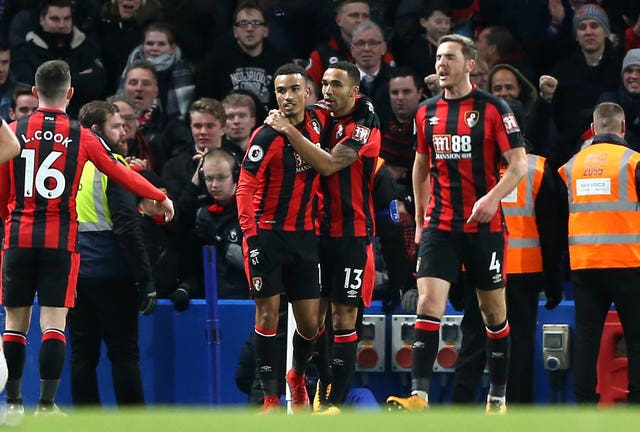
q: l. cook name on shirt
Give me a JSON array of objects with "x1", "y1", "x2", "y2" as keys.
[{"x1": 21, "y1": 130, "x2": 73, "y2": 147}]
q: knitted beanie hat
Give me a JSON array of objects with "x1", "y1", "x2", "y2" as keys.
[
  {"x1": 622, "y1": 48, "x2": 640, "y2": 76},
  {"x1": 572, "y1": 4, "x2": 610, "y2": 35}
]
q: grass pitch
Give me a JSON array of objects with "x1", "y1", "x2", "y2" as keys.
[{"x1": 15, "y1": 405, "x2": 640, "y2": 432}]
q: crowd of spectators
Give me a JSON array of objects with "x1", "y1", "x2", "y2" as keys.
[{"x1": 1, "y1": 0, "x2": 639, "y2": 310}]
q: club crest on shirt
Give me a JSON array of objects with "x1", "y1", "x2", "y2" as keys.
[
  {"x1": 308, "y1": 119, "x2": 321, "y2": 136},
  {"x1": 351, "y1": 124, "x2": 371, "y2": 143},
  {"x1": 464, "y1": 111, "x2": 479, "y2": 128},
  {"x1": 252, "y1": 277, "x2": 263, "y2": 292},
  {"x1": 336, "y1": 124, "x2": 344, "y2": 140}
]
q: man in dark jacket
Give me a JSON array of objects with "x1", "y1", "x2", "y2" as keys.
[
  {"x1": 11, "y1": 0, "x2": 106, "y2": 118},
  {"x1": 598, "y1": 48, "x2": 640, "y2": 151},
  {"x1": 197, "y1": 0, "x2": 290, "y2": 114},
  {"x1": 549, "y1": 3, "x2": 623, "y2": 166}
]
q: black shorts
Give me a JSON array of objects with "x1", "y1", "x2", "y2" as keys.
[
  {"x1": 2, "y1": 248, "x2": 80, "y2": 307},
  {"x1": 416, "y1": 228, "x2": 505, "y2": 291},
  {"x1": 244, "y1": 230, "x2": 320, "y2": 301},
  {"x1": 319, "y1": 236, "x2": 375, "y2": 307}
]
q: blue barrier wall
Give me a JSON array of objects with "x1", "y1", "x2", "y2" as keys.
[{"x1": 17, "y1": 299, "x2": 578, "y2": 408}]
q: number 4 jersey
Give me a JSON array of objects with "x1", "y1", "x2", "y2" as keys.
[
  {"x1": 0, "y1": 109, "x2": 167, "y2": 251},
  {"x1": 415, "y1": 87, "x2": 524, "y2": 233}
]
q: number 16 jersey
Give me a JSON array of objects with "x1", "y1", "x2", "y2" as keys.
[{"x1": 0, "y1": 109, "x2": 166, "y2": 251}]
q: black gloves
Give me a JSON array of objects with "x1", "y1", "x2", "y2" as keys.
[
  {"x1": 136, "y1": 281, "x2": 157, "y2": 315},
  {"x1": 381, "y1": 287, "x2": 401, "y2": 314},
  {"x1": 172, "y1": 285, "x2": 191, "y2": 312},
  {"x1": 401, "y1": 289, "x2": 418, "y2": 313},
  {"x1": 246, "y1": 235, "x2": 269, "y2": 270},
  {"x1": 544, "y1": 283, "x2": 564, "y2": 310}
]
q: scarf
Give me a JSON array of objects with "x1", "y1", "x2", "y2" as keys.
[{"x1": 119, "y1": 45, "x2": 195, "y2": 119}]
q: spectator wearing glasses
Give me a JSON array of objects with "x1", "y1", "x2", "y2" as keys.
[
  {"x1": 469, "y1": 57, "x2": 489, "y2": 88},
  {"x1": 305, "y1": 0, "x2": 394, "y2": 90},
  {"x1": 197, "y1": 0, "x2": 290, "y2": 113},
  {"x1": 350, "y1": 20, "x2": 394, "y2": 124},
  {"x1": 159, "y1": 98, "x2": 229, "y2": 306},
  {"x1": 193, "y1": 149, "x2": 247, "y2": 299}
]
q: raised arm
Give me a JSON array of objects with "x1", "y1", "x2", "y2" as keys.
[{"x1": 85, "y1": 133, "x2": 174, "y2": 221}]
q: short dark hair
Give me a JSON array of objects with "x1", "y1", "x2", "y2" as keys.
[
  {"x1": 423, "y1": 0, "x2": 451, "y2": 19},
  {"x1": 124, "y1": 59, "x2": 158, "y2": 82},
  {"x1": 233, "y1": 0, "x2": 265, "y2": 23},
  {"x1": 326, "y1": 60, "x2": 360, "y2": 86},
  {"x1": 35, "y1": 60, "x2": 71, "y2": 100},
  {"x1": 78, "y1": 100, "x2": 120, "y2": 130},
  {"x1": 40, "y1": 0, "x2": 72, "y2": 17},
  {"x1": 483, "y1": 26, "x2": 515, "y2": 58},
  {"x1": 274, "y1": 63, "x2": 307, "y2": 80},
  {"x1": 336, "y1": 0, "x2": 369, "y2": 15},
  {"x1": 438, "y1": 34, "x2": 477, "y2": 60},
  {"x1": 11, "y1": 87, "x2": 33, "y2": 111},
  {"x1": 389, "y1": 66, "x2": 422, "y2": 90}
]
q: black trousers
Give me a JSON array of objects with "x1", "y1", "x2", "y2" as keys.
[
  {"x1": 452, "y1": 273, "x2": 540, "y2": 404},
  {"x1": 572, "y1": 269, "x2": 640, "y2": 403},
  {"x1": 67, "y1": 277, "x2": 144, "y2": 406}
]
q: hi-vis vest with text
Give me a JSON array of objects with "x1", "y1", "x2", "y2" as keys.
[
  {"x1": 501, "y1": 154, "x2": 545, "y2": 274},
  {"x1": 558, "y1": 143, "x2": 640, "y2": 270},
  {"x1": 76, "y1": 153, "x2": 129, "y2": 232}
]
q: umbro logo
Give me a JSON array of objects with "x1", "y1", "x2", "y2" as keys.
[{"x1": 429, "y1": 116, "x2": 439, "y2": 125}]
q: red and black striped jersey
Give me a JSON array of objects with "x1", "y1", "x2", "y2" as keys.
[
  {"x1": 415, "y1": 88, "x2": 524, "y2": 233},
  {"x1": 314, "y1": 94, "x2": 381, "y2": 238},
  {"x1": 0, "y1": 108, "x2": 167, "y2": 251},
  {"x1": 237, "y1": 109, "x2": 325, "y2": 237}
]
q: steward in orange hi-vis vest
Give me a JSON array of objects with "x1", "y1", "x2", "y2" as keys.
[
  {"x1": 558, "y1": 102, "x2": 640, "y2": 404},
  {"x1": 559, "y1": 138, "x2": 640, "y2": 270},
  {"x1": 501, "y1": 155, "x2": 546, "y2": 274}
]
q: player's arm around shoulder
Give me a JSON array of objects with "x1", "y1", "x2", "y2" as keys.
[
  {"x1": 265, "y1": 110, "x2": 354, "y2": 176},
  {"x1": 0, "y1": 119, "x2": 21, "y2": 163}
]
